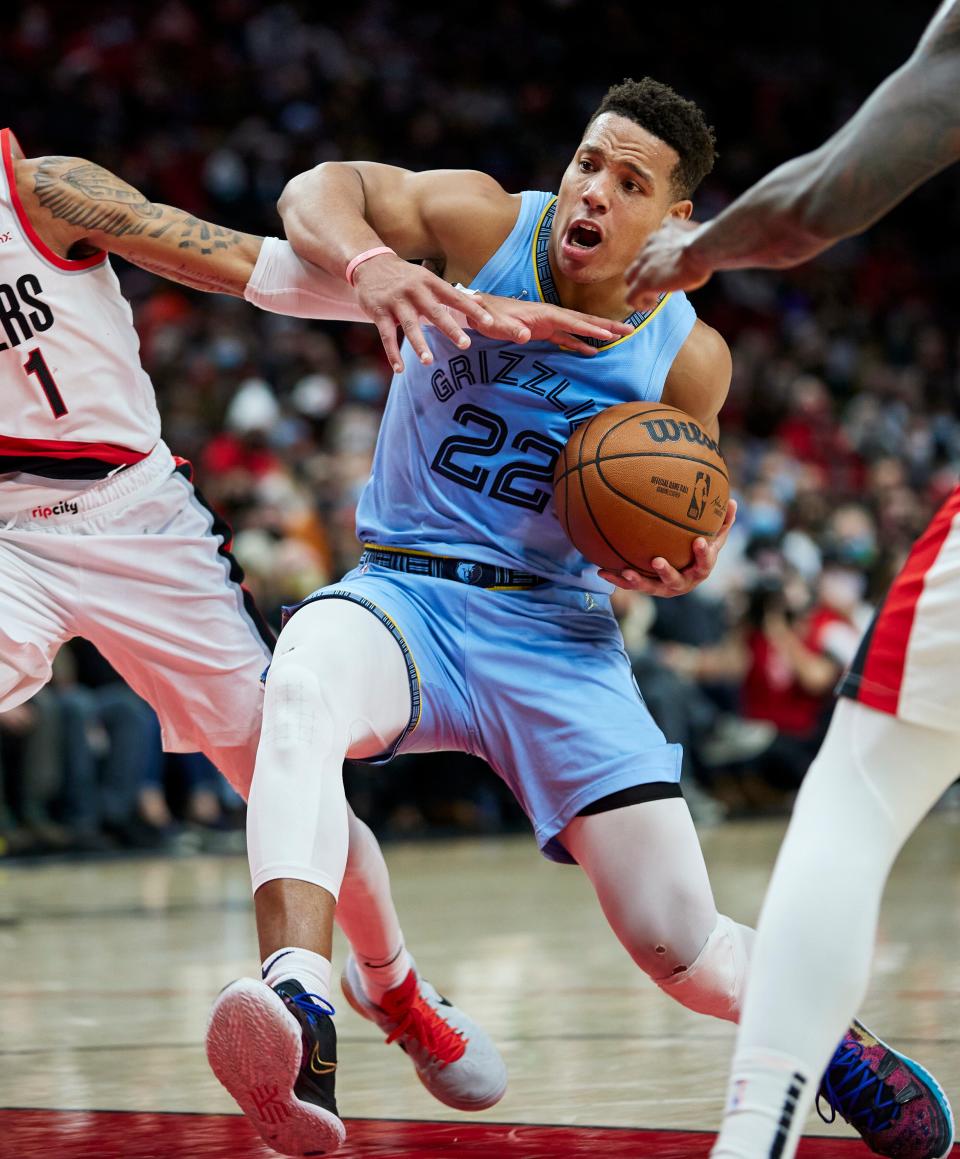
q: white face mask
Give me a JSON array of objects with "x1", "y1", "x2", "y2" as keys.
[{"x1": 819, "y1": 570, "x2": 866, "y2": 610}]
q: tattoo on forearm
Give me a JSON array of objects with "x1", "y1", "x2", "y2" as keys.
[
  {"x1": 33, "y1": 157, "x2": 244, "y2": 255},
  {"x1": 161, "y1": 215, "x2": 244, "y2": 256}
]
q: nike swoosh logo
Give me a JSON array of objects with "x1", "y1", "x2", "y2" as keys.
[
  {"x1": 309, "y1": 1045, "x2": 337, "y2": 1076},
  {"x1": 262, "y1": 949, "x2": 295, "y2": 980}
]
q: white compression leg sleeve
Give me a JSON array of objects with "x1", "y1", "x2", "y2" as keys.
[
  {"x1": 246, "y1": 598, "x2": 411, "y2": 898},
  {"x1": 335, "y1": 806, "x2": 411, "y2": 996},
  {"x1": 562, "y1": 798, "x2": 754, "y2": 1019},
  {"x1": 713, "y1": 698, "x2": 960, "y2": 1159}
]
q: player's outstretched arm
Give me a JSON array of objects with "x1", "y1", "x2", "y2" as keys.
[
  {"x1": 16, "y1": 150, "x2": 632, "y2": 352},
  {"x1": 279, "y1": 161, "x2": 525, "y2": 371},
  {"x1": 247, "y1": 236, "x2": 631, "y2": 351},
  {"x1": 19, "y1": 154, "x2": 264, "y2": 296},
  {"x1": 626, "y1": 0, "x2": 960, "y2": 307}
]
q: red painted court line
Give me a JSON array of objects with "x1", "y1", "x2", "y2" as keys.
[{"x1": 0, "y1": 1109, "x2": 903, "y2": 1158}]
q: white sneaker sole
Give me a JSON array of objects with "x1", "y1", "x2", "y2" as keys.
[
  {"x1": 341, "y1": 961, "x2": 507, "y2": 1112},
  {"x1": 206, "y1": 978, "x2": 346, "y2": 1157}
]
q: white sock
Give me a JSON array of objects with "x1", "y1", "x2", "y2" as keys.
[
  {"x1": 712, "y1": 1049, "x2": 812, "y2": 1159},
  {"x1": 262, "y1": 946, "x2": 333, "y2": 1004}
]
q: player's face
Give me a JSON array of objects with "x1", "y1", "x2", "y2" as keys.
[{"x1": 553, "y1": 113, "x2": 692, "y2": 285}]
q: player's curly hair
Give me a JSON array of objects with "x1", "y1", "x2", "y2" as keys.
[{"x1": 590, "y1": 78, "x2": 716, "y2": 199}]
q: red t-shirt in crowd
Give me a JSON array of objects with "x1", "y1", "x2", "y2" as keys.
[
  {"x1": 201, "y1": 432, "x2": 279, "y2": 479},
  {"x1": 742, "y1": 607, "x2": 860, "y2": 737}
]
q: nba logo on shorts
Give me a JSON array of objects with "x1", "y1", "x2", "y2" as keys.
[
  {"x1": 687, "y1": 471, "x2": 711, "y2": 520},
  {"x1": 456, "y1": 561, "x2": 483, "y2": 585},
  {"x1": 728, "y1": 1078, "x2": 749, "y2": 1111}
]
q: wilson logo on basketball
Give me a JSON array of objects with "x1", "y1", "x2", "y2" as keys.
[
  {"x1": 640, "y1": 418, "x2": 721, "y2": 456},
  {"x1": 553, "y1": 401, "x2": 730, "y2": 576},
  {"x1": 687, "y1": 472, "x2": 711, "y2": 520}
]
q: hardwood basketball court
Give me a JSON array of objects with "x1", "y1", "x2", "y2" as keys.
[{"x1": 2, "y1": 818, "x2": 957, "y2": 1157}]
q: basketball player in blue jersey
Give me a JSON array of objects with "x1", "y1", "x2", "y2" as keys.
[
  {"x1": 1, "y1": 130, "x2": 628, "y2": 1141},
  {"x1": 627, "y1": 4, "x2": 960, "y2": 1156},
  {"x1": 207, "y1": 78, "x2": 950, "y2": 1158}
]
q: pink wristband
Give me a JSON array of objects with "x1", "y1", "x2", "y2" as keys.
[{"x1": 345, "y1": 246, "x2": 396, "y2": 286}]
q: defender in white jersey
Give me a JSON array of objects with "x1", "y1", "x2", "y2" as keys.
[
  {"x1": 0, "y1": 129, "x2": 633, "y2": 1132},
  {"x1": 207, "y1": 78, "x2": 948, "y2": 1159},
  {"x1": 627, "y1": 4, "x2": 960, "y2": 1157}
]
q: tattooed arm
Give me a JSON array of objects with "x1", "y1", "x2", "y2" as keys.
[
  {"x1": 626, "y1": 0, "x2": 960, "y2": 303},
  {"x1": 16, "y1": 151, "x2": 632, "y2": 356},
  {"x1": 18, "y1": 154, "x2": 261, "y2": 295}
]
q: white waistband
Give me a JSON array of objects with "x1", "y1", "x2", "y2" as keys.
[{"x1": 0, "y1": 441, "x2": 177, "y2": 526}]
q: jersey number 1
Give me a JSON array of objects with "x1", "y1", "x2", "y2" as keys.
[{"x1": 23, "y1": 348, "x2": 68, "y2": 418}]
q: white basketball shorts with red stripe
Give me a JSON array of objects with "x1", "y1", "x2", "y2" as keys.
[
  {"x1": 0, "y1": 440, "x2": 273, "y2": 771},
  {"x1": 839, "y1": 485, "x2": 960, "y2": 730}
]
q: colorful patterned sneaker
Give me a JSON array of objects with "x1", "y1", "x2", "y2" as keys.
[
  {"x1": 341, "y1": 953, "x2": 507, "y2": 1111},
  {"x1": 206, "y1": 977, "x2": 346, "y2": 1157},
  {"x1": 818, "y1": 1020, "x2": 954, "y2": 1158}
]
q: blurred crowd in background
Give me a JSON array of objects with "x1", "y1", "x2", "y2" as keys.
[{"x1": 4, "y1": 1, "x2": 960, "y2": 856}]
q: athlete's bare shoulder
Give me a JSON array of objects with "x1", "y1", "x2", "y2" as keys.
[
  {"x1": 408, "y1": 168, "x2": 521, "y2": 283},
  {"x1": 661, "y1": 319, "x2": 731, "y2": 441}
]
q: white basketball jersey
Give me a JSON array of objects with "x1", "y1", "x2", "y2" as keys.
[{"x1": 0, "y1": 128, "x2": 161, "y2": 483}]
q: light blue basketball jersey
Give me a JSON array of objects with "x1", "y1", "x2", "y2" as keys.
[{"x1": 356, "y1": 190, "x2": 697, "y2": 592}]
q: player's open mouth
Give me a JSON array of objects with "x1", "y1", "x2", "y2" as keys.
[{"x1": 564, "y1": 220, "x2": 604, "y2": 250}]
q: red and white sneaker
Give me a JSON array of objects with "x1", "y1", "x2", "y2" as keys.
[{"x1": 341, "y1": 954, "x2": 507, "y2": 1111}]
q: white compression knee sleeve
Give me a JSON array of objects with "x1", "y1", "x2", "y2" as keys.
[
  {"x1": 714, "y1": 700, "x2": 960, "y2": 1159},
  {"x1": 247, "y1": 656, "x2": 349, "y2": 897},
  {"x1": 246, "y1": 598, "x2": 411, "y2": 898},
  {"x1": 657, "y1": 914, "x2": 754, "y2": 1022},
  {"x1": 737, "y1": 698, "x2": 960, "y2": 1069}
]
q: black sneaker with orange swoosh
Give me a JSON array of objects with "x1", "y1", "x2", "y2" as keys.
[{"x1": 274, "y1": 980, "x2": 340, "y2": 1118}]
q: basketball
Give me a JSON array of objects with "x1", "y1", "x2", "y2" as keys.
[{"x1": 553, "y1": 402, "x2": 729, "y2": 576}]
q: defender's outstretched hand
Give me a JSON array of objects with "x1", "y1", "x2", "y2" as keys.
[
  {"x1": 599, "y1": 498, "x2": 737, "y2": 597},
  {"x1": 471, "y1": 295, "x2": 633, "y2": 355},
  {"x1": 351, "y1": 253, "x2": 496, "y2": 372},
  {"x1": 351, "y1": 252, "x2": 633, "y2": 371},
  {"x1": 625, "y1": 218, "x2": 712, "y2": 314}
]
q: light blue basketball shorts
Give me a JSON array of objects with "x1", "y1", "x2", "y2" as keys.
[{"x1": 289, "y1": 563, "x2": 681, "y2": 863}]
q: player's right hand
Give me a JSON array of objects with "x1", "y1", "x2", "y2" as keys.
[
  {"x1": 599, "y1": 498, "x2": 737, "y2": 597},
  {"x1": 351, "y1": 253, "x2": 496, "y2": 373}
]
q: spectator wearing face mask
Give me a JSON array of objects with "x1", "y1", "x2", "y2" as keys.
[{"x1": 740, "y1": 557, "x2": 870, "y2": 789}]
